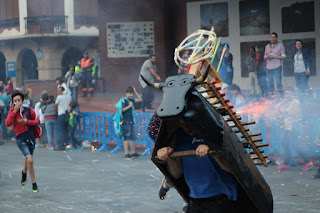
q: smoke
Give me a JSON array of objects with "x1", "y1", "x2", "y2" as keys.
[{"x1": 237, "y1": 91, "x2": 320, "y2": 164}]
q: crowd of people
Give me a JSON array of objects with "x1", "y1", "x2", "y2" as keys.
[
  {"x1": 219, "y1": 32, "x2": 312, "y2": 99},
  {"x1": 0, "y1": 33, "x2": 318, "y2": 213}
]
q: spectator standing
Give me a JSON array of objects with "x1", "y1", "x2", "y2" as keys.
[
  {"x1": 0, "y1": 86, "x2": 10, "y2": 141},
  {"x1": 40, "y1": 93, "x2": 58, "y2": 150},
  {"x1": 80, "y1": 50, "x2": 95, "y2": 97},
  {"x1": 114, "y1": 86, "x2": 142, "y2": 159},
  {"x1": 5, "y1": 91, "x2": 41, "y2": 193},
  {"x1": 67, "y1": 101, "x2": 81, "y2": 150},
  {"x1": 276, "y1": 88, "x2": 314, "y2": 171},
  {"x1": 247, "y1": 47, "x2": 261, "y2": 97},
  {"x1": 255, "y1": 45, "x2": 268, "y2": 96},
  {"x1": 56, "y1": 77, "x2": 72, "y2": 103},
  {"x1": 292, "y1": 40, "x2": 312, "y2": 94},
  {"x1": 91, "y1": 63, "x2": 99, "y2": 94},
  {"x1": 5, "y1": 77, "x2": 13, "y2": 95},
  {"x1": 55, "y1": 87, "x2": 71, "y2": 150},
  {"x1": 219, "y1": 44, "x2": 233, "y2": 85},
  {"x1": 34, "y1": 95, "x2": 46, "y2": 148},
  {"x1": 65, "y1": 64, "x2": 80, "y2": 104},
  {"x1": 264, "y1": 32, "x2": 286, "y2": 96},
  {"x1": 139, "y1": 54, "x2": 161, "y2": 112}
]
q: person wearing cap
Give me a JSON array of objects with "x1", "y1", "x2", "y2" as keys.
[{"x1": 80, "y1": 50, "x2": 95, "y2": 97}]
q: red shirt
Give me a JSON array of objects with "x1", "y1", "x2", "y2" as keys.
[
  {"x1": 7, "y1": 82, "x2": 13, "y2": 92},
  {"x1": 5, "y1": 105, "x2": 41, "y2": 137}
]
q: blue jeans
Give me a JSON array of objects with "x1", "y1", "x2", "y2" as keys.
[
  {"x1": 17, "y1": 138, "x2": 35, "y2": 157},
  {"x1": 257, "y1": 70, "x2": 268, "y2": 96},
  {"x1": 1, "y1": 112, "x2": 8, "y2": 140},
  {"x1": 70, "y1": 86, "x2": 78, "y2": 104},
  {"x1": 294, "y1": 72, "x2": 309, "y2": 94},
  {"x1": 57, "y1": 114, "x2": 69, "y2": 147},
  {"x1": 266, "y1": 67, "x2": 283, "y2": 94},
  {"x1": 44, "y1": 119, "x2": 58, "y2": 148}
]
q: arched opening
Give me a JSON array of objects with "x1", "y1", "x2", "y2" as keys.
[
  {"x1": 0, "y1": 52, "x2": 6, "y2": 82},
  {"x1": 16, "y1": 49, "x2": 38, "y2": 86},
  {"x1": 61, "y1": 47, "x2": 83, "y2": 77},
  {"x1": 22, "y1": 49, "x2": 38, "y2": 81}
]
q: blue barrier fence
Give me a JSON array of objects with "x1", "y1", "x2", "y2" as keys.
[
  {"x1": 74, "y1": 112, "x2": 320, "y2": 161},
  {"x1": 245, "y1": 115, "x2": 320, "y2": 164},
  {"x1": 75, "y1": 112, "x2": 154, "y2": 155}
]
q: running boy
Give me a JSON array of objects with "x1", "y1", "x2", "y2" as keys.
[
  {"x1": 5, "y1": 91, "x2": 41, "y2": 193},
  {"x1": 114, "y1": 86, "x2": 142, "y2": 159}
]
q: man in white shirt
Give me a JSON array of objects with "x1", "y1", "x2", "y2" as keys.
[{"x1": 55, "y1": 87, "x2": 71, "y2": 150}]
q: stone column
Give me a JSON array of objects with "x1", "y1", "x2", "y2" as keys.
[
  {"x1": 64, "y1": 0, "x2": 75, "y2": 33},
  {"x1": 18, "y1": 0, "x2": 28, "y2": 35}
]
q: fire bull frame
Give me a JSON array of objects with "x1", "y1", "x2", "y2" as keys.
[{"x1": 142, "y1": 68, "x2": 273, "y2": 213}]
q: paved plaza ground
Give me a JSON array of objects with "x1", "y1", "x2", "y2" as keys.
[{"x1": 1, "y1": 141, "x2": 320, "y2": 213}]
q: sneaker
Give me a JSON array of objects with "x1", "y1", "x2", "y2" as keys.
[
  {"x1": 158, "y1": 179, "x2": 170, "y2": 200},
  {"x1": 124, "y1": 154, "x2": 131, "y2": 159},
  {"x1": 277, "y1": 164, "x2": 289, "y2": 170},
  {"x1": 312, "y1": 173, "x2": 320, "y2": 179},
  {"x1": 182, "y1": 204, "x2": 188, "y2": 213},
  {"x1": 32, "y1": 183, "x2": 39, "y2": 193},
  {"x1": 131, "y1": 152, "x2": 141, "y2": 157},
  {"x1": 302, "y1": 161, "x2": 314, "y2": 171},
  {"x1": 35, "y1": 144, "x2": 40, "y2": 148},
  {"x1": 21, "y1": 171, "x2": 27, "y2": 186}
]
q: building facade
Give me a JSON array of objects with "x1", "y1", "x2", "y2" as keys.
[
  {"x1": 98, "y1": 0, "x2": 320, "y2": 92},
  {"x1": 0, "y1": 0, "x2": 99, "y2": 89}
]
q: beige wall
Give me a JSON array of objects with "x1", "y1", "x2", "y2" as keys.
[{"x1": 187, "y1": 0, "x2": 320, "y2": 90}]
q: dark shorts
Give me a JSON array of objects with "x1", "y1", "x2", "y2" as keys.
[
  {"x1": 122, "y1": 122, "x2": 136, "y2": 141},
  {"x1": 187, "y1": 194, "x2": 237, "y2": 213},
  {"x1": 17, "y1": 139, "x2": 35, "y2": 158}
]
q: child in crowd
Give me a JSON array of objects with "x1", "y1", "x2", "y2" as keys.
[
  {"x1": 40, "y1": 93, "x2": 58, "y2": 150},
  {"x1": 114, "y1": 86, "x2": 142, "y2": 159},
  {"x1": 228, "y1": 84, "x2": 247, "y2": 110},
  {"x1": 5, "y1": 91, "x2": 41, "y2": 193},
  {"x1": 67, "y1": 101, "x2": 81, "y2": 150},
  {"x1": 276, "y1": 88, "x2": 314, "y2": 171}
]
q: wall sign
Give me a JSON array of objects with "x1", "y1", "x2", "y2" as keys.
[
  {"x1": 6, "y1": 62, "x2": 16, "y2": 77},
  {"x1": 107, "y1": 22, "x2": 154, "y2": 58}
]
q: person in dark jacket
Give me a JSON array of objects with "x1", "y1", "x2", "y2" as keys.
[{"x1": 291, "y1": 40, "x2": 312, "y2": 94}]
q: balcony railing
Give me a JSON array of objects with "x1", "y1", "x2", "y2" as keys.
[
  {"x1": 0, "y1": 18, "x2": 20, "y2": 28},
  {"x1": 74, "y1": 16, "x2": 98, "y2": 26},
  {"x1": 25, "y1": 16, "x2": 68, "y2": 34}
]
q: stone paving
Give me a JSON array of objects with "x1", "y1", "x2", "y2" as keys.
[{"x1": 1, "y1": 141, "x2": 320, "y2": 213}]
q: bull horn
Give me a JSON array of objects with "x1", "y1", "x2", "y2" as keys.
[
  {"x1": 196, "y1": 65, "x2": 210, "y2": 84},
  {"x1": 140, "y1": 74, "x2": 162, "y2": 90}
]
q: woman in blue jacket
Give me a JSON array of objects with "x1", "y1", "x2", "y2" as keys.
[{"x1": 291, "y1": 40, "x2": 311, "y2": 94}]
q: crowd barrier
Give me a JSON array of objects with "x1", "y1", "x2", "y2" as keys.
[
  {"x1": 75, "y1": 112, "x2": 154, "y2": 156},
  {"x1": 244, "y1": 115, "x2": 320, "y2": 164},
  {"x1": 74, "y1": 112, "x2": 320, "y2": 163}
]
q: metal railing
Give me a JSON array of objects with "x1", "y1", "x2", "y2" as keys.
[
  {"x1": 74, "y1": 16, "x2": 97, "y2": 26},
  {"x1": 24, "y1": 16, "x2": 68, "y2": 34},
  {"x1": 0, "y1": 18, "x2": 20, "y2": 29}
]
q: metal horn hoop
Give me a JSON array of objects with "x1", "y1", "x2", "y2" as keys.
[
  {"x1": 174, "y1": 28, "x2": 217, "y2": 68},
  {"x1": 140, "y1": 74, "x2": 162, "y2": 90}
]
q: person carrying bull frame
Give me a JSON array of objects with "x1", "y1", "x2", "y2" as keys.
[{"x1": 80, "y1": 50, "x2": 94, "y2": 97}]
